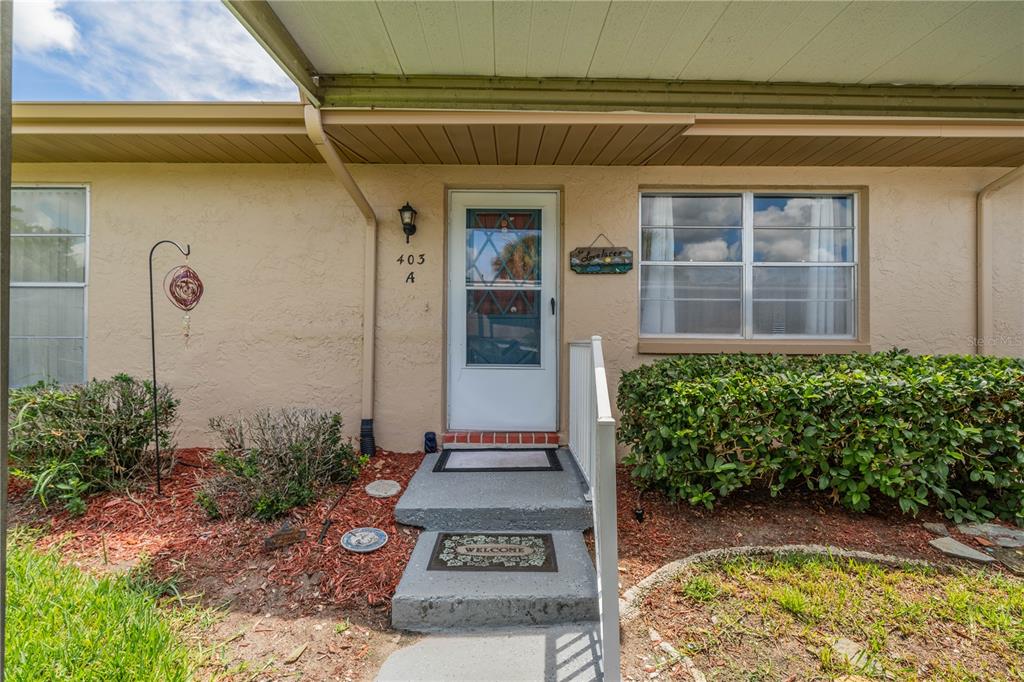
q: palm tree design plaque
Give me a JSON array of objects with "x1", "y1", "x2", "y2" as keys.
[{"x1": 570, "y1": 245, "x2": 633, "y2": 274}]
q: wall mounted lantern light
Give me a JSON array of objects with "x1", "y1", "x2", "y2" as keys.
[{"x1": 399, "y1": 202, "x2": 417, "y2": 243}]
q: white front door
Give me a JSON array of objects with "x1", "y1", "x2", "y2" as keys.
[{"x1": 447, "y1": 190, "x2": 559, "y2": 431}]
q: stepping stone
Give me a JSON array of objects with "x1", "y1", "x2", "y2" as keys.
[
  {"x1": 991, "y1": 547, "x2": 1024, "y2": 576},
  {"x1": 366, "y1": 479, "x2": 402, "y2": 498},
  {"x1": 922, "y1": 522, "x2": 949, "y2": 537},
  {"x1": 957, "y1": 522, "x2": 1024, "y2": 548},
  {"x1": 828, "y1": 638, "x2": 880, "y2": 675},
  {"x1": 929, "y1": 536, "x2": 995, "y2": 563}
]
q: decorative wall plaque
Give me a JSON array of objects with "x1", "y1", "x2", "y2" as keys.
[{"x1": 570, "y1": 234, "x2": 633, "y2": 274}]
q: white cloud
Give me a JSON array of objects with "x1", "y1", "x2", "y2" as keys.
[
  {"x1": 754, "y1": 232, "x2": 849, "y2": 262},
  {"x1": 14, "y1": 0, "x2": 79, "y2": 53},
  {"x1": 674, "y1": 197, "x2": 742, "y2": 227},
  {"x1": 753, "y1": 197, "x2": 852, "y2": 228},
  {"x1": 755, "y1": 234, "x2": 809, "y2": 262},
  {"x1": 681, "y1": 238, "x2": 734, "y2": 262},
  {"x1": 753, "y1": 199, "x2": 816, "y2": 227},
  {"x1": 16, "y1": 0, "x2": 297, "y2": 101}
]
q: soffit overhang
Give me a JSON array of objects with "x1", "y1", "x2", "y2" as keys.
[
  {"x1": 232, "y1": 0, "x2": 1024, "y2": 120},
  {"x1": 13, "y1": 103, "x2": 1024, "y2": 167},
  {"x1": 317, "y1": 109, "x2": 1024, "y2": 167},
  {"x1": 264, "y1": 1, "x2": 1024, "y2": 88}
]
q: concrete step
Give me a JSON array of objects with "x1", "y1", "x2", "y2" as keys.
[
  {"x1": 376, "y1": 624, "x2": 603, "y2": 681},
  {"x1": 394, "y1": 449, "x2": 593, "y2": 531},
  {"x1": 392, "y1": 530, "x2": 599, "y2": 632}
]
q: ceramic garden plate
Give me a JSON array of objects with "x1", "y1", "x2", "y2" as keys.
[{"x1": 341, "y1": 527, "x2": 388, "y2": 553}]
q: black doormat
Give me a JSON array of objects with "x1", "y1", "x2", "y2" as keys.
[
  {"x1": 427, "y1": 533, "x2": 558, "y2": 572},
  {"x1": 433, "y1": 448, "x2": 562, "y2": 473}
]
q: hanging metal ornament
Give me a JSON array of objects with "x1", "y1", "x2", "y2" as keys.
[{"x1": 163, "y1": 261, "x2": 204, "y2": 345}]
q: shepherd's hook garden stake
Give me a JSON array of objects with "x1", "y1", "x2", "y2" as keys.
[{"x1": 149, "y1": 240, "x2": 203, "y2": 495}]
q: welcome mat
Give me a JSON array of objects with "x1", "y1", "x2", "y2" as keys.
[
  {"x1": 433, "y1": 449, "x2": 562, "y2": 472},
  {"x1": 427, "y1": 533, "x2": 558, "y2": 572}
]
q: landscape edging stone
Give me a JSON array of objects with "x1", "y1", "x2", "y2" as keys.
[{"x1": 619, "y1": 544, "x2": 945, "y2": 622}]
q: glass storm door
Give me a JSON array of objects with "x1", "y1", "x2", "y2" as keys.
[{"x1": 447, "y1": 190, "x2": 559, "y2": 431}]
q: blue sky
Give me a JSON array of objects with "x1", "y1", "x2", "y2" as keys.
[{"x1": 14, "y1": 0, "x2": 297, "y2": 101}]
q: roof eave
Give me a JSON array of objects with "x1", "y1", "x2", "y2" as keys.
[
  {"x1": 318, "y1": 75, "x2": 1024, "y2": 120},
  {"x1": 12, "y1": 102, "x2": 309, "y2": 135}
]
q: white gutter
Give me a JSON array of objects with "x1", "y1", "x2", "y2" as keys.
[
  {"x1": 303, "y1": 104, "x2": 379, "y2": 453},
  {"x1": 976, "y1": 164, "x2": 1024, "y2": 355}
]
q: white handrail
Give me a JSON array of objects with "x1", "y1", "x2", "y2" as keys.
[
  {"x1": 569, "y1": 336, "x2": 621, "y2": 681},
  {"x1": 568, "y1": 341, "x2": 596, "y2": 490}
]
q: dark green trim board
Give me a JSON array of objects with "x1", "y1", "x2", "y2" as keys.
[{"x1": 321, "y1": 76, "x2": 1024, "y2": 119}]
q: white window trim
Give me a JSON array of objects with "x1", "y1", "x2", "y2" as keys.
[
  {"x1": 11, "y1": 183, "x2": 90, "y2": 385},
  {"x1": 638, "y1": 189, "x2": 860, "y2": 342}
]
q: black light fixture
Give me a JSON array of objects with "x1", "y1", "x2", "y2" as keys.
[{"x1": 399, "y1": 202, "x2": 417, "y2": 243}]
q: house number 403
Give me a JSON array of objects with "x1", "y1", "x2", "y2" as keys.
[{"x1": 398, "y1": 253, "x2": 426, "y2": 284}]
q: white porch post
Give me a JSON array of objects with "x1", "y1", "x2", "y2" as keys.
[{"x1": 0, "y1": 0, "x2": 13, "y2": 672}]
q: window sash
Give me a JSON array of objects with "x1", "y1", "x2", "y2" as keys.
[
  {"x1": 12, "y1": 234, "x2": 87, "y2": 284},
  {"x1": 640, "y1": 191, "x2": 858, "y2": 340},
  {"x1": 11, "y1": 186, "x2": 88, "y2": 235},
  {"x1": 11, "y1": 186, "x2": 89, "y2": 386}
]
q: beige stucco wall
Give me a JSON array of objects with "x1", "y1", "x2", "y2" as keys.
[
  {"x1": 989, "y1": 173, "x2": 1024, "y2": 357},
  {"x1": 13, "y1": 163, "x2": 1021, "y2": 452}
]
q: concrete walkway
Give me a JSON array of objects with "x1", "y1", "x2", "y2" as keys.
[{"x1": 376, "y1": 624, "x2": 603, "y2": 682}]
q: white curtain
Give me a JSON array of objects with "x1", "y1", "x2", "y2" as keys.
[
  {"x1": 807, "y1": 198, "x2": 827, "y2": 334},
  {"x1": 806, "y1": 196, "x2": 847, "y2": 335},
  {"x1": 641, "y1": 197, "x2": 676, "y2": 333}
]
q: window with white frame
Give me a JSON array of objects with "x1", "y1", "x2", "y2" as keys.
[
  {"x1": 11, "y1": 186, "x2": 88, "y2": 386},
  {"x1": 640, "y1": 192, "x2": 857, "y2": 339}
]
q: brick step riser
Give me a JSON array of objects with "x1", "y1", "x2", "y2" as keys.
[{"x1": 442, "y1": 432, "x2": 561, "y2": 447}]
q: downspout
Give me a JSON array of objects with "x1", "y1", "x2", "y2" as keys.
[
  {"x1": 976, "y1": 165, "x2": 1024, "y2": 355},
  {"x1": 304, "y1": 104, "x2": 379, "y2": 455}
]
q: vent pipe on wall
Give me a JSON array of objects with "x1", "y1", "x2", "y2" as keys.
[{"x1": 304, "y1": 104, "x2": 378, "y2": 455}]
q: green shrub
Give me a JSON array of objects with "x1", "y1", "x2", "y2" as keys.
[
  {"x1": 9, "y1": 374, "x2": 178, "y2": 514},
  {"x1": 201, "y1": 409, "x2": 366, "y2": 521},
  {"x1": 617, "y1": 351, "x2": 1024, "y2": 524},
  {"x1": 5, "y1": 533, "x2": 196, "y2": 680},
  {"x1": 193, "y1": 489, "x2": 221, "y2": 520}
]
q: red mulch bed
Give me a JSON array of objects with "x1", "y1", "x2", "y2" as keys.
[
  {"x1": 613, "y1": 465, "x2": 987, "y2": 588},
  {"x1": 12, "y1": 448, "x2": 423, "y2": 620}
]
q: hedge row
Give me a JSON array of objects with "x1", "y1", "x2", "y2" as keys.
[{"x1": 617, "y1": 351, "x2": 1024, "y2": 524}]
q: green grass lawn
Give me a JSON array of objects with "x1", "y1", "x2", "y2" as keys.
[
  {"x1": 5, "y1": 536, "x2": 202, "y2": 681},
  {"x1": 640, "y1": 553, "x2": 1024, "y2": 681}
]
